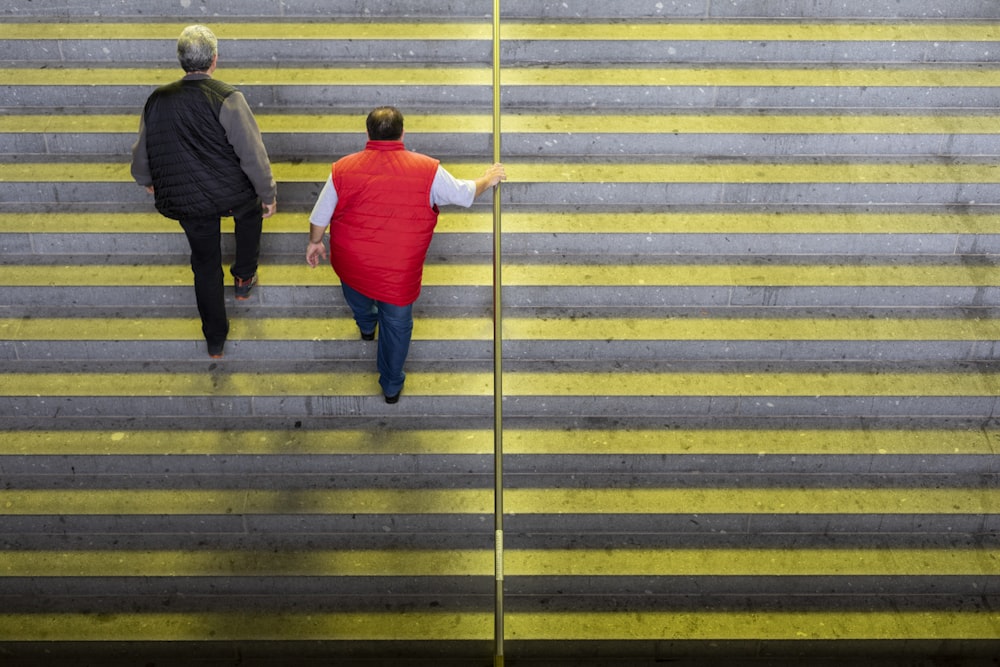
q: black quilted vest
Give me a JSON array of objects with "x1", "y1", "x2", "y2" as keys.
[{"x1": 142, "y1": 78, "x2": 256, "y2": 220}]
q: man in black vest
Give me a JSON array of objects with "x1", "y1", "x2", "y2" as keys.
[{"x1": 131, "y1": 25, "x2": 276, "y2": 358}]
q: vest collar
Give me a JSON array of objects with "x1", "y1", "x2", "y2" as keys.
[{"x1": 365, "y1": 140, "x2": 405, "y2": 152}]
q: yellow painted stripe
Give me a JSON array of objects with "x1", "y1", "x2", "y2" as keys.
[
  {"x1": 0, "y1": 317, "x2": 492, "y2": 341},
  {"x1": 3, "y1": 113, "x2": 998, "y2": 135},
  {"x1": 0, "y1": 264, "x2": 488, "y2": 286},
  {"x1": 0, "y1": 488, "x2": 993, "y2": 515},
  {"x1": 4, "y1": 263, "x2": 997, "y2": 287},
  {"x1": 1, "y1": 429, "x2": 993, "y2": 456},
  {"x1": 0, "y1": 489, "x2": 494, "y2": 515},
  {"x1": 504, "y1": 488, "x2": 999, "y2": 515},
  {"x1": 3, "y1": 211, "x2": 999, "y2": 235},
  {"x1": 3, "y1": 548, "x2": 993, "y2": 578},
  {"x1": 0, "y1": 211, "x2": 486, "y2": 234},
  {"x1": 5, "y1": 161, "x2": 998, "y2": 184},
  {"x1": 0, "y1": 610, "x2": 995, "y2": 642},
  {"x1": 4, "y1": 316, "x2": 1000, "y2": 342},
  {"x1": 507, "y1": 548, "x2": 1000, "y2": 577},
  {"x1": 503, "y1": 317, "x2": 1000, "y2": 341},
  {"x1": 0, "y1": 611, "x2": 491, "y2": 642},
  {"x1": 0, "y1": 429, "x2": 993, "y2": 456},
  {"x1": 504, "y1": 429, "x2": 999, "y2": 456},
  {"x1": 5, "y1": 22, "x2": 997, "y2": 42},
  {"x1": 505, "y1": 610, "x2": 1000, "y2": 641},
  {"x1": 0, "y1": 22, "x2": 493, "y2": 41},
  {"x1": 0, "y1": 371, "x2": 490, "y2": 397},
  {"x1": 0, "y1": 429, "x2": 493, "y2": 455},
  {"x1": 503, "y1": 371, "x2": 1000, "y2": 397},
  {"x1": 3, "y1": 371, "x2": 1000, "y2": 397},
  {"x1": 1, "y1": 549, "x2": 492, "y2": 577},
  {"x1": 3, "y1": 67, "x2": 999, "y2": 88}
]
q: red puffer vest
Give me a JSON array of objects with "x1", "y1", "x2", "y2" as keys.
[{"x1": 329, "y1": 141, "x2": 440, "y2": 306}]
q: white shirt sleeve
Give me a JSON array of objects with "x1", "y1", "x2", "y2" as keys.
[
  {"x1": 430, "y1": 165, "x2": 476, "y2": 208},
  {"x1": 308, "y1": 175, "x2": 338, "y2": 227}
]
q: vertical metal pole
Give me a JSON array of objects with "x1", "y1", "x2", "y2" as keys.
[{"x1": 491, "y1": 1, "x2": 504, "y2": 665}]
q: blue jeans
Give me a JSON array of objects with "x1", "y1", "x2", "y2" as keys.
[{"x1": 341, "y1": 282, "x2": 413, "y2": 397}]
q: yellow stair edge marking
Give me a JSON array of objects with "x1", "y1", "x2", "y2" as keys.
[
  {"x1": 5, "y1": 316, "x2": 1000, "y2": 342},
  {"x1": 0, "y1": 610, "x2": 994, "y2": 642},
  {"x1": 1, "y1": 488, "x2": 994, "y2": 516},
  {"x1": 0, "y1": 264, "x2": 489, "y2": 287},
  {"x1": 0, "y1": 22, "x2": 494, "y2": 41},
  {"x1": 506, "y1": 548, "x2": 1000, "y2": 577},
  {"x1": 0, "y1": 612, "x2": 492, "y2": 642},
  {"x1": 0, "y1": 429, "x2": 494, "y2": 455},
  {"x1": 0, "y1": 489, "x2": 494, "y2": 515},
  {"x1": 1, "y1": 429, "x2": 993, "y2": 456},
  {"x1": 2, "y1": 264, "x2": 997, "y2": 287},
  {"x1": 6, "y1": 161, "x2": 999, "y2": 184},
  {"x1": 5, "y1": 22, "x2": 997, "y2": 42},
  {"x1": 0, "y1": 317, "x2": 493, "y2": 341},
  {"x1": 3, "y1": 548, "x2": 994, "y2": 578},
  {"x1": 3, "y1": 371, "x2": 1000, "y2": 397},
  {"x1": 504, "y1": 488, "x2": 999, "y2": 515},
  {"x1": 4, "y1": 67, "x2": 1000, "y2": 88},
  {"x1": 506, "y1": 610, "x2": 1000, "y2": 641},
  {"x1": 4, "y1": 113, "x2": 999, "y2": 135},
  {"x1": 5, "y1": 211, "x2": 1000, "y2": 235},
  {"x1": 1, "y1": 549, "x2": 493, "y2": 577},
  {"x1": 0, "y1": 211, "x2": 487, "y2": 234},
  {"x1": 503, "y1": 429, "x2": 999, "y2": 456}
]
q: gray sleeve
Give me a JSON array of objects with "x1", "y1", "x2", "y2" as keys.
[
  {"x1": 219, "y1": 91, "x2": 277, "y2": 204},
  {"x1": 129, "y1": 115, "x2": 152, "y2": 186}
]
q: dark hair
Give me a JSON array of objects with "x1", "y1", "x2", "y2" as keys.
[{"x1": 366, "y1": 106, "x2": 404, "y2": 141}]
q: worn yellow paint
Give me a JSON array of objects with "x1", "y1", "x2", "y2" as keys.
[
  {"x1": 3, "y1": 211, "x2": 999, "y2": 235},
  {"x1": 1, "y1": 487, "x2": 994, "y2": 516},
  {"x1": 0, "y1": 429, "x2": 494, "y2": 455},
  {"x1": 0, "y1": 488, "x2": 494, "y2": 515},
  {"x1": 0, "y1": 549, "x2": 493, "y2": 577},
  {"x1": 0, "y1": 609, "x2": 995, "y2": 642},
  {"x1": 502, "y1": 428, "x2": 999, "y2": 455},
  {"x1": 504, "y1": 487, "x2": 999, "y2": 515},
  {"x1": 0, "y1": 317, "x2": 492, "y2": 341},
  {"x1": 505, "y1": 610, "x2": 1000, "y2": 640},
  {"x1": 2, "y1": 371, "x2": 999, "y2": 397},
  {"x1": 4, "y1": 316, "x2": 1000, "y2": 342},
  {"x1": 3, "y1": 66, "x2": 999, "y2": 88},
  {"x1": 2, "y1": 548, "x2": 993, "y2": 578},
  {"x1": 5, "y1": 161, "x2": 999, "y2": 184},
  {"x1": 4, "y1": 22, "x2": 997, "y2": 42},
  {"x1": 0, "y1": 611, "x2": 492, "y2": 641},
  {"x1": 2, "y1": 428, "x2": 993, "y2": 456},
  {"x1": 3, "y1": 113, "x2": 998, "y2": 135},
  {"x1": 2, "y1": 371, "x2": 1000, "y2": 397},
  {"x1": 505, "y1": 548, "x2": 1000, "y2": 577},
  {"x1": 2, "y1": 263, "x2": 997, "y2": 287}
]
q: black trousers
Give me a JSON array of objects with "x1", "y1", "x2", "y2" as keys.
[{"x1": 178, "y1": 197, "x2": 263, "y2": 345}]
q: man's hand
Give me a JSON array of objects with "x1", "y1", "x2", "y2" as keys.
[
  {"x1": 306, "y1": 240, "x2": 327, "y2": 268},
  {"x1": 262, "y1": 200, "x2": 277, "y2": 219},
  {"x1": 474, "y1": 163, "x2": 507, "y2": 197}
]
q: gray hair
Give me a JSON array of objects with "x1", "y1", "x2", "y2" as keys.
[{"x1": 177, "y1": 25, "x2": 218, "y2": 73}]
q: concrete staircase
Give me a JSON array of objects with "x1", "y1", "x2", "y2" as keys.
[{"x1": 1, "y1": 0, "x2": 999, "y2": 664}]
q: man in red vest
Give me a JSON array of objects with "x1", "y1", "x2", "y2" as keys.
[{"x1": 306, "y1": 106, "x2": 506, "y2": 403}]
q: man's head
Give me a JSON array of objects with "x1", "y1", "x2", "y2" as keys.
[
  {"x1": 177, "y1": 25, "x2": 218, "y2": 73},
  {"x1": 366, "y1": 106, "x2": 404, "y2": 141}
]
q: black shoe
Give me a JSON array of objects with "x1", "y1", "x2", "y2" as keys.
[
  {"x1": 384, "y1": 392, "x2": 400, "y2": 404},
  {"x1": 234, "y1": 273, "x2": 257, "y2": 300},
  {"x1": 361, "y1": 329, "x2": 375, "y2": 341},
  {"x1": 207, "y1": 340, "x2": 225, "y2": 358}
]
